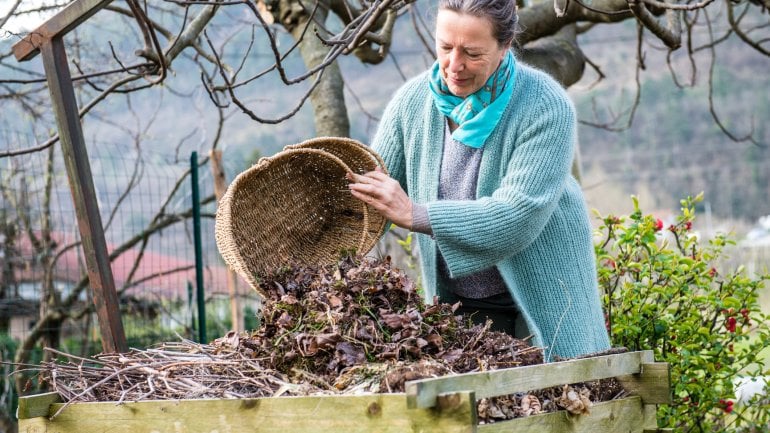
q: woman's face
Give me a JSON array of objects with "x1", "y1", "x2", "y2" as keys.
[{"x1": 435, "y1": 9, "x2": 507, "y2": 98}]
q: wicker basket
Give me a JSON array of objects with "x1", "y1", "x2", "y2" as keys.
[
  {"x1": 285, "y1": 136, "x2": 388, "y2": 251},
  {"x1": 215, "y1": 138, "x2": 387, "y2": 294}
]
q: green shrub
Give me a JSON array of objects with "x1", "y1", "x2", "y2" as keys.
[{"x1": 595, "y1": 194, "x2": 770, "y2": 432}]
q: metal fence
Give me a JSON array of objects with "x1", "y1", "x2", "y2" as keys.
[{"x1": 0, "y1": 128, "x2": 260, "y2": 358}]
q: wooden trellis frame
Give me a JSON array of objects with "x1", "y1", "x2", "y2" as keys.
[{"x1": 12, "y1": 0, "x2": 127, "y2": 353}]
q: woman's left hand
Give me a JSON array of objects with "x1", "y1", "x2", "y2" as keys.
[{"x1": 347, "y1": 167, "x2": 413, "y2": 230}]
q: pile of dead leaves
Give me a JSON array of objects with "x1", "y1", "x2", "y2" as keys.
[
  {"x1": 237, "y1": 254, "x2": 542, "y2": 385},
  {"x1": 36, "y1": 255, "x2": 625, "y2": 423}
]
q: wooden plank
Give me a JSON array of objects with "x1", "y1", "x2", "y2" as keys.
[
  {"x1": 40, "y1": 37, "x2": 127, "y2": 353},
  {"x1": 642, "y1": 403, "x2": 658, "y2": 428},
  {"x1": 617, "y1": 362, "x2": 672, "y2": 404},
  {"x1": 13, "y1": 0, "x2": 113, "y2": 61},
  {"x1": 407, "y1": 350, "x2": 650, "y2": 409},
  {"x1": 16, "y1": 392, "x2": 61, "y2": 419},
  {"x1": 477, "y1": 397, "x2": 646, "y2": 433},
  {"x1": 210, "y1": 149, "x2": 244, "y2": 333},
  {"x1": 18, "y1": 392, "x2": 476, "y2": 433}
]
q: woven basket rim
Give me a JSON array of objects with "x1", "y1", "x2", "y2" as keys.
[{"x1": 286, "y1": 136, "x2": 387, "y2": 172}]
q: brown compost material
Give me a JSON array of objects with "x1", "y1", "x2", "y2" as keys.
[{"x1": 36, "y1": 256, "x2": 626, "y2": 422}]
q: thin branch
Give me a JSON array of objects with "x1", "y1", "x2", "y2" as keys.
[
  {"x1": 409, "y1": 3, "x2": 435, "y2": 58},
  {"x1": 578, "y1": 22, "x2": 643, "y2": 131},
  {"x1": 203, "y1": 30, "x2": 325, "y2": 124},
  {"x1": 0, "y1": 0, "x2": 23, "y2": 31},
  {"x1": 343, "y1": 80, "x2": 380, "y2": 122},
  {"x1": 122, "y1": 265, "x2": 196, "y2": 292},
  {"x1": 629, "y1": 0, "x2": 681, "y2": 49},
  {"x1": 703, "y1": 8, "x2": 763, "y2": 146},
  {"x1": 581, "y1": 54, "x2": 606, "y2": 90},
  {"x1": 727, "y1": 1, "x2": 770, "y2": 56},
  {"x1": 639, "y1": 0, "x2": 716, "y2": 10},
  {"x1": 571, "y1": 0, "x2": 631, "y2": 16}
]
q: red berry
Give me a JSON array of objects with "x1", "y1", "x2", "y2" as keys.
[
  {"x1": 655, "y1": 218, "x2": 664, "y2": 231},
  {"x1": 709, "y1": 268, "x2": 718, "y2": 277},
  {"x1": 684, "y1": 221, "x2": 692, "y2": 230},
  {"x1": 726, "y1": 316, "x2": 737, "y2": 333}
]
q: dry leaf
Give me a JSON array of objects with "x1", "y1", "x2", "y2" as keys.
[
  {"x1": 520, "y1": 394, "x2": 542, "y2": 416},
  {"x1": 557, "y1": 385, "x2": 592, "y2": 416}
]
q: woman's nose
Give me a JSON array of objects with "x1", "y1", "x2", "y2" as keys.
[{"x1": 448, "y1": 50, "x2": 464, "y2": 72}]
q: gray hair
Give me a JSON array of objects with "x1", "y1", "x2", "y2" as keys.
[{"x1": 438, "y1": 0, "x2": 518, "y2": 47}]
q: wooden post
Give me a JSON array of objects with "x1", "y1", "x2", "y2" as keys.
[
  {"x1": 210, "y1": 150, "x2": 244, "y2": 332},
  {"x1": 12, "y1": 0, "x2": 127, "y2": 353},
  {"x1": 38, "y1": 38, "x2": 127, "y2": 353}
]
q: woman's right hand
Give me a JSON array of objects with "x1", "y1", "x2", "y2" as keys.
[{"x1": 347, "y1": 167, "x2": 414, "y2": 230}]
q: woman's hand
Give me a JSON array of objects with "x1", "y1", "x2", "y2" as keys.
[{"x1": 347, "y1": 167, "x2": 413, "y2": 230}]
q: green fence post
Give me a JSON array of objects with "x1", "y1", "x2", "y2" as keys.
[{"x1": 190, "y1": 152, "x2": 206, "y2": 344}]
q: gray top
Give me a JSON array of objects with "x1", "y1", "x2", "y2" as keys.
[{"x1": 410, "y1": 122, "x2": 508, "y2": 299}]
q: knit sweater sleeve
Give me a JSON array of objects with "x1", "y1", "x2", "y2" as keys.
[
  {"x1": 371, "y1": 73, "x2": 427, "y2": 198},
  {"x1": 370, "y1": 78, "x2": 415, "y2": 195},
  {"x1": 428, "y1": 77, "x2": 577, "y2": 277}
]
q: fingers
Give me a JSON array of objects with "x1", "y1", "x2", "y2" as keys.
[
  {"x1": 346, "y1": 170, "x2": 387, "y2": 202},
  {"x1": 346, "y1": 169, "x2": 388, "y2": 185},
  {"x1": 345, "y1": 170, "x2": 413, "y2": 229}
]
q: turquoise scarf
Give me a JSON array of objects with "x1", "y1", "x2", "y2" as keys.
[{"x1": 428, "y1": 50, "x2": 516, "y2": 149}]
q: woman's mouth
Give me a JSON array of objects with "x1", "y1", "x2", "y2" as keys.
[{"x1": 448, "y1": 76, "x2": 469, "y2": 85}]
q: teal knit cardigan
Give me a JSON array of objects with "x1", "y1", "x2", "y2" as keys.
[{"x1": 371, "y1": 62, "x2": 611, "y2": 359}]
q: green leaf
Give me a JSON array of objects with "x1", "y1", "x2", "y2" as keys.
[{"x1": 722, "y1": 297, "x2": 741, "y2": 309}]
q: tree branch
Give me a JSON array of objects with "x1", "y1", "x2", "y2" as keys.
[
  {"x1": 628, "y1": 0, "x2": 681, "y2": 49},
  {"x1": 518, "y1": 24, "x2": 586, "y2": 87}
]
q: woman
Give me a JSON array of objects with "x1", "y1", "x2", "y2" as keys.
[{"x1": 348, "y1": 0, "x2": 610, "y2": 359}]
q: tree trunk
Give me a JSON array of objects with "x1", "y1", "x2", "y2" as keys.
[{"x1": 288, "y1": 10, "x2": 350, "y2": 137}]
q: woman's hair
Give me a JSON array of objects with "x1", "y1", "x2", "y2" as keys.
[{"x1": 438, "y1": 0, "x2": 518, "y2": 47}]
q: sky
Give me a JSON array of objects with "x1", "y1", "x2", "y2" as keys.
[{"x1": 1, "y1": 0, "x2": 62, "y2": 36}]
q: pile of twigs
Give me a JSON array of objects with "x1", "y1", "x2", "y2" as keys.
[
  {"x1": 41, "y1": 341, "x2": 323, "y2": 404},
  {"x1": 34, "y1": 255, "x2": 625, "y2": 422}
]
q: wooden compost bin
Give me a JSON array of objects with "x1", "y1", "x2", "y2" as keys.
[{"x1": 17, "y1": 350, "x2": 671, "y2": 433}]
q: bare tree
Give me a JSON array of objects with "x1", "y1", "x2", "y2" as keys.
[{"x1": 1, "y1": 0, "x2": 768, "y2": 151}]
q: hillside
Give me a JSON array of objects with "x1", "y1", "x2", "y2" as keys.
[{"x1": 1, "y1": 6, "x2": 768, "y2": 227}]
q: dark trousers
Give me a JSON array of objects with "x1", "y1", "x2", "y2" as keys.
[{"x1": 454, "y1": 292, "x2": 529, "y2": 339}]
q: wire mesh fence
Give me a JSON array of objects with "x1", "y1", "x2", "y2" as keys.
[{"x1": 0, "y1": 127, "x2": 260, "y2": 361}]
